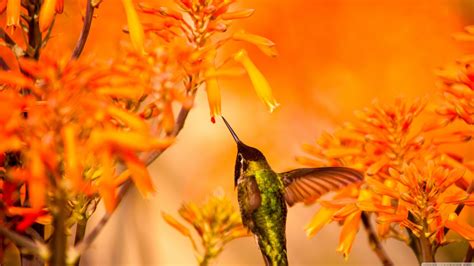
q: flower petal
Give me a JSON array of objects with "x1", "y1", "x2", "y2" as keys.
[
  {"x1": 324, "y1": 148, "x2": 362, "y2": 158},
  {"x1": 232, "y1": 30, "x2": 277, "y2": 57},
  {"x1": 89, "y1": 130, "x2": 173, "y2": 151},
  {"x1": 55, "y1": 0, "x2": 64, "y2": 13},
  {"x1": 162, "y1": 102, "x2": 175, "y2": 133},
  {"x1": 162, "y1": 212, "x2": 192, "y2": 237},
  {"x1": 0, "y1": 71, "x2": 35, "y2": 89},
  {"x1": 0, "y1": 0, "x2": 7, "y2": 14},
  {"x1": 123, "y1": 151, "x2": 155, "y2": 198},
  {"x1": 122, "y1": 0, "x2": 145, "y2": 54},
  {"x1": 234, "y1": 49, "x2": 279, "y2": 112},
  {"x1": 337, "y1": 211, "x2": 361, "y2": 259},
  {"x1": 106, "y1": 105, "x2": 148, "y2": 132},
  {"x1": 98, "y1": 151, "x2": 117, "y2": 212},
  {"x1": 113, "y1": 169, "x2": 131, "y2": 187},
  {"x1": 62, "y1": 125, "x2": 84, "y2": 191},
  {"x1": 205, "y1": 66, "x2": 221, "y2": 123},
  {"x1": 204, "y1": 66, "x2": 245, "y2": 79},
  {"x1": 366, "y1": 176, "x2": 400, "y2": 199},
  {"x1": 39, "y1": 0, "x2": 58, "y2": 32},
  {"x1": 96, "y1": 86, "x2": 144, "y2": 99},
  {"x1": 221, "y1": 9, "x2": 255, "y2": 20},
  {"x1": 0, "y1": 46, "x2": 20, "y2": 71},
  {"x1": 162, "y1": 212, "x2": 198, "y2": 250},
  {"x1": 445, "y1": 213, "x2": 474, "y2": 247},
  {"x1": 29, "y1": 150, "x2": 46, "y2": 209},
  {"x1": 333, "y1": 203, "x2": 358, "y2": 220},
  {"x1": 305, "y1": 206, "x2": 338, "y2": 238},
  {"x1": 6, "y1": 0, "x2": 20, "y2": 28}
]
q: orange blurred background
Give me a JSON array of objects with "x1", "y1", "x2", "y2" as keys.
[{"x1": 47, "y1": 0, "x2": 473, "y2": 264}]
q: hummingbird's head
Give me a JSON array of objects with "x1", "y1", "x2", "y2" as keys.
[{"x1": 222, "y1": 116, "x2": 267, "y2": 187}]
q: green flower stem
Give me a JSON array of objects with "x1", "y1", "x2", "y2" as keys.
[
  {"x1": 50, "y1": 191, "x2": 69, "y2": 266},
  {"x1": 73, "y1": 219, "x2": 88, "y2": 266}
]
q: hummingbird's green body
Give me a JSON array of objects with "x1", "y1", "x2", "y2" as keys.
[
  {"x1": 222, "y1": 117, "x2": 363, "y2": 266},
  {"x1": 238, "y1": 159, "x2": 288, "y2": 265}
]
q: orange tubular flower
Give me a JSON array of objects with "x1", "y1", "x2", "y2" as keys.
[
  {"x1": 97, "y1": 150, "x2": 117, "y2": 212},
  {"x1": 122, "y1": 0, "x2": 145, "y2": 54},
  {"x1": 28, "y1": 148, "x2": 47, "y2": 210},
  {"x1": 234, "y1": 49, "x2": 279, "y2": 112},
  {"x1": 6, "y1": 0, "x2": 20, "y2": 28},
  {"x1": 337, "y1": 211, "x2": 361, "y2": 259},
  {"x1": 62, "y1": 125, "x2": 82, "y2": 190},
  {"x1": 39, "y1": 0, "x2": 58, "y2": 32},
  {"x1": 162, "y1": 102, "x2": 175, "y2": 134},
  {"x1": 55, "y1": 0, "x2": 64, "y2": 13},
  {"x1": 0, "y1": 0, "x2": 6, "y2": 14},
  {"x1": 122, "y1": 151, "x2": 155, "y2": 198},
  {"x1": 445, "y1": 213, "x2": 474, "y2": 248},
  {"x1": 305, "y1": 205, "x2": 340, "y2": 238},
  {"x1": 221, "y1": 8, "x2": 255, "y2": 20},
  {"x1": 205, "y1": 66, "x2": 221, "y2": 123},
  {"x1": 232, "y1": 30, "x2": 278, "y2": 57},
  {"x1": 88, "y1": 130, "x2": 173, "y2": 151}
]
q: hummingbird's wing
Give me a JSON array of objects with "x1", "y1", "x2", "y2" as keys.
[{"x1": 280, "y1": 167, "x2": 363, "y2": 206}]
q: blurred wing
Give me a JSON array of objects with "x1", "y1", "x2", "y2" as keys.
[{"x1": 281, "y1": 167, "x2": 363, "y2": 206}]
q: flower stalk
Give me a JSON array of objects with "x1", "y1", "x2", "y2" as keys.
[
  {"x1": 71, "y1": 0, "x2": 95, "y2": 60},
  {"x1": 50, "y1": 191, "x2": 69, "y2": 266},
  {"x1": 419, "y1": 234, "x2": 435, "y2": 263},
  {"x1": 73, "y1": 219, "x2": 87, "y2": 266},
  {"x1": 360, "y1": 212, "x2": 393, "y2": 266},
  {"x1": 27, "y1": 1, "x2": 42, "y2": 59}
]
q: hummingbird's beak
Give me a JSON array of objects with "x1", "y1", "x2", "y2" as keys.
[{"x1": 222, "y1": 116, "x2": 241, "y2": 143}]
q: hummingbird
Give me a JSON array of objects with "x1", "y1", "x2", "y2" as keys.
[{"x1": 221, "y1": 117, "x2": 363, "y2": 266}]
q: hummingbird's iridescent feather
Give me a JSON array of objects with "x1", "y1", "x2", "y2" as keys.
[
  {"x1": 280, "y1": 167, "x2": 363, "y2": 206},
  {"x1": 238, "y1": 160, "x2": 288, "y2": 266}
]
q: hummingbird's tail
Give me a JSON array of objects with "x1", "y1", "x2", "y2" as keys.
[{"x1": 255, "y1": 235, "x2": 289, "y2": 266}]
